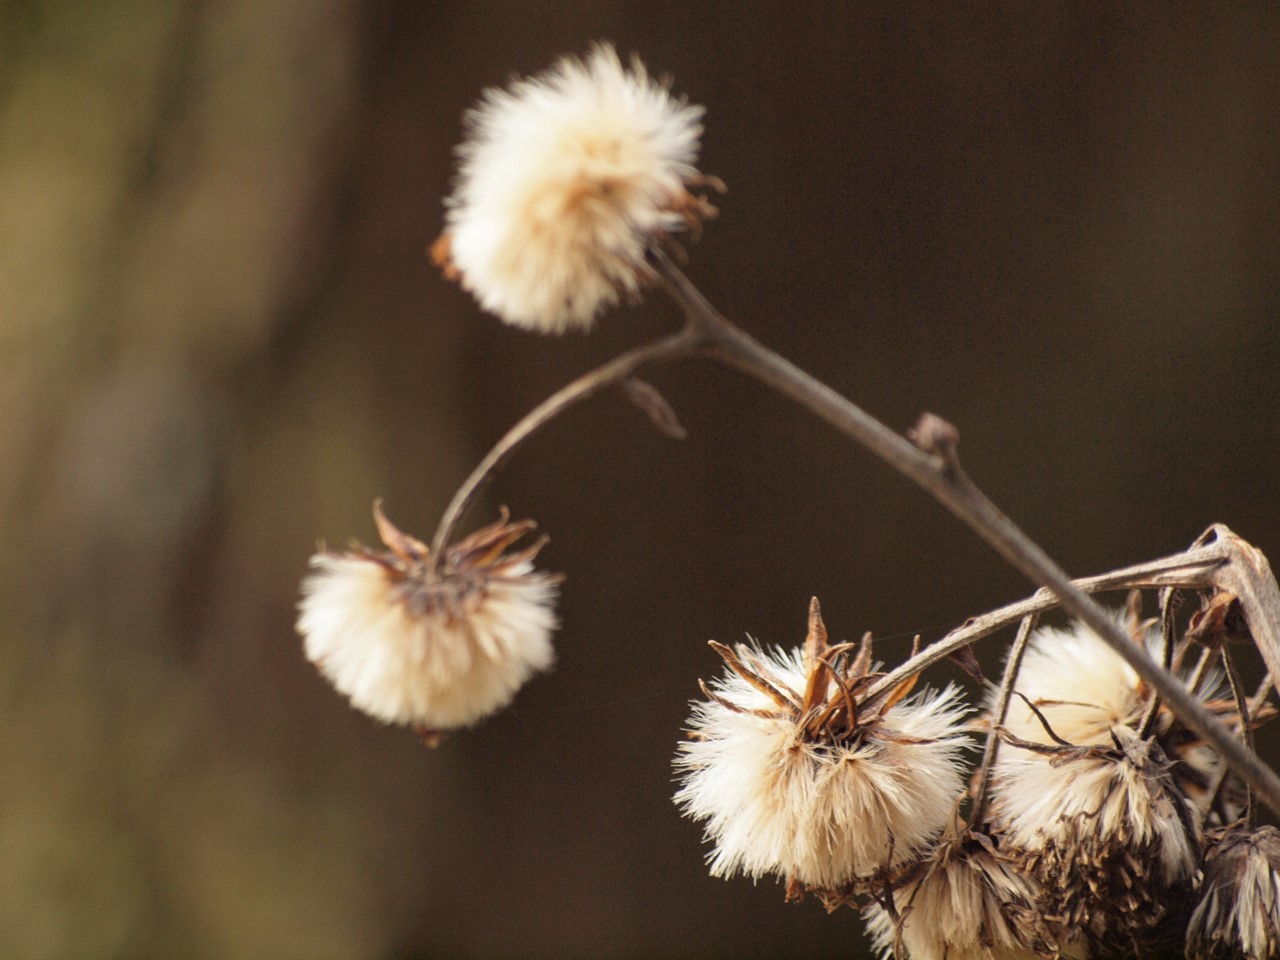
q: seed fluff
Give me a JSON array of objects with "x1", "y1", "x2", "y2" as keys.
[
  {"x1": 297, "y1": 502, "x2": 561, "y2": 741},
  {"x1": 674, "y1": 598, "x2": 970, "y2": 892},
  {"x1": 435, "y1": 43, "x2": 716, "y2": 334}
]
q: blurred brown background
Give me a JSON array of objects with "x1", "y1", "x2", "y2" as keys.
[{"x1": 3, "y1": 3, "x2": 1279, "y2": 957}]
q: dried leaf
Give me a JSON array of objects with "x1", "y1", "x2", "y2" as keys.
[{"x1": 623, "y1": 376, "x2": 688, "y2": 440}]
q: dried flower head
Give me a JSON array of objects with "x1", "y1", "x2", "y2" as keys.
[
  {"x1": 999, "y1": 608, "x2": 1161, "y2": 748},
  {"x1": 861, "y1": 827, "x2": 1064, "y2": 960},
  {"x1": 988, "y1": 615, "x2": 1204, "y2": 953},
  {"x1": 1187, "y1": 824, "x2": 1280, "y2": 960},
  {"x1": 435, "y1": 44, "x2": 716, "y2": 334},
  {"x1": 998, "y1": 609, "x2": 1232, "y2": 811},
  {"x1": 297, "y1": 503, "x2": 561, "y2": 740},
  {"x1": 674, "y1": 599, "x2": 969, "y2": 892},
  {"x1": 990, "y1": 732, "x2": 1199, "y2": 950}
]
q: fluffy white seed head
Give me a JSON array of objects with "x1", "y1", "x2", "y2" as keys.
[
  {"x1": 991, "y1": 732, "x2": 1200, "y2": 889},
  {"x1": 996, "y1": 613, "x2": 1227, "y2": 814},
  {"x1": 999, "y1": 616, "x2": 1151, "y2": 748},
  {"x1": 1187, "y1": 825, "x2": 1280, "y2": 960},
  {"x1": 297, "y1": 506, "x2": 559, "y2": 733},
  {"x1": 987, "y1": 616, "x2": 1205, "y2": 951},
  {"x1": 862, "y1": 832, "x2": 1061, "y2": 960},
  {"x1": 674, "y1": 630, "x2": 969, "y2": 889},
  {"x1": 440, "y1": 44, "x2": 708, "y2": 333}
]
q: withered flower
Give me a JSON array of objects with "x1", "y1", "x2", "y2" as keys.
[
  {"x1": 1187, "y1": 824, "x2": 1280, "y2": 960},
  {"x1": 998, "y1": 606, "x2": 1243, "y2": 786},
  {"x1": 297, "y1": 503, "x2": 560, "y2": 740},
  {"x1": 988, "y1": 618, "x2": 1203, "y2": 953},
  {"x1": 436, "y1": 44, "x2": 716, "y2": 334},
  {"x1": 674, "y1": 598, "x2": 969, "y2": 891},
  {"x1": 861, "y1": 824, "x2": 1068, "y2": 960},
  {"x1": 991, "y1": 732, "x2": 1199, "y2": 952}
]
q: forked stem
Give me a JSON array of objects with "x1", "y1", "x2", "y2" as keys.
[
  {"x1": 652, "y1": 253, "x2": 1280, "y2": 817},
  {"x1": 429, "y1": 324, "x2": 704, "y2": 562},
  {"x1": 433, "y1": 250, "x2": 1280, "y2": 816}
]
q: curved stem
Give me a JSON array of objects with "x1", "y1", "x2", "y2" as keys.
[
  {"x1": 430, "y1": 323, "x2": 704, "y2": 562},
  {"x1": 1137, "y1": 586, "x2": 1183, "y2": 739},
  {"x1": 970, "y1": 613, "x2": 1038, "y2": 826},
  {"x1": 654, "y1": 253, "x2": 1280, "y2": 819},
  {"x1": 865, "y1": 545, "x2": 1226, "y2": 698},
  {"x1": 1220, "y1": 645, "x2": 1256, "y2": 828}
]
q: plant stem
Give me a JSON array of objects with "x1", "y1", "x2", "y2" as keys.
[
  {"x1": 970, "y1": 613, "x2": 1038, "y2": 826},
  {"x1": 429, "y1": 324, "x2": 703, "y2": 562},
  {"x1": 653, "y1": 253, "x2": 1280, "y2": 818}
]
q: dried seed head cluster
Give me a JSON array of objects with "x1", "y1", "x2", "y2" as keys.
[
  {"x1": 297, "y1": 503, "x2": 561, "y2": 739},
  {"x1": 988, "y1": 616, "x2": 1204, "y2": 953},
  {"x1": 1187, "y1": 824, "x2": 1280, "y2": 960},
  {"x1": 674, "y1": 599, "x2": 969, "y2": 891},
  {"x1": 666, "y1": 593, "x2": 1271, "y2": 960},
  {"x1": 435, "y1": 44, "x2": 715, "y2": 334}
]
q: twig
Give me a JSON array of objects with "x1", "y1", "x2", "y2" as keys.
[
  {"x1": 865, "y1": 545, "x2": 1228, "y2": 699},
  {"x1": 1220, "y1": 645, "x2": 1256, "y2": 828},
  {"x1": 1137, "y1": 586, "x2": 1182, "y2": 739},
  {"x1": 429, "y1": 324, "x2": 704, "y2": 562},
  {"x1": 430, "y1": 248, "x2": 1280, "y2": 817},
  {"x1": 970, "y1": 613, "x2": 1038, "y2": 825},
  {"x1": 652, "y1": 252, "x2": 1280, "y2": 818}
]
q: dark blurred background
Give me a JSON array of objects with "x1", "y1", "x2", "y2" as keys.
[{"x1": 3, "y1": 3, "x2": 1279, "y2": 957}]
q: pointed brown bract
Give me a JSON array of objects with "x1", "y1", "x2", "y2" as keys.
[
  {"x1": 429, "y1": 231, "x2": 460, "y2": 281},
  {"x1": 1187, "y1": 591, "x2": 1252, "y2": 650},
  {"x1": 800, "y1": 597, "x2": 832, "y2": 719},
  {"x1": 374, "y1": 498, "x2": 430, "y2": 564}
]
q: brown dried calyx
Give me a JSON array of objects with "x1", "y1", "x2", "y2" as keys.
[{"x1": 701, "y1": 597, "x2": 921, "y2": 746}]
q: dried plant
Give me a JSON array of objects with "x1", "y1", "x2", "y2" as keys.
[{"x1": 296, "y1": 46, "x2": 1280, "y2": 959}]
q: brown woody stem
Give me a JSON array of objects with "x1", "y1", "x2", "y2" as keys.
[{"x1": 652, "y1": 252, "x2": 1280, "y2": 818}]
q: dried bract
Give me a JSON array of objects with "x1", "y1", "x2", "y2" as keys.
[
  {"x1": 297, "y1": 503, "x2": 560, "y2": 739},
  {"x1": 674, "y1": 599, "x2": 969, "y2": 891},
  {"x1": 1187, "y1": 824, "x2": 1280, "y2": 960},
  {"x1": 437, "y1": 44, "x2": 715, "y2": 334}
]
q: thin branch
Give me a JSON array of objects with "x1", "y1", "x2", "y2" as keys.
[
  {"x1": 867, "y1": 545, "x2": 1227, "y2": 699},
  {"x1": 654, "y1": 253, "x2": 1280, "y2": 819},
  {"x1": 1220, "y1": 645, "x2": 1256, "y2": 828},
  {"x1": 1137, "y1": 587, "x2": 1182, "y2": 739},
  {"x1": 970, "y1": 613, "x2": 1038, "y2": 825},
  {"x1": 429, "y1": 324, "x2": 704, "y2": 562}
]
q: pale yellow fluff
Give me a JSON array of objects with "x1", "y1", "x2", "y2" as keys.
[
  {"x1": 674, "y1": 644, "x2": 969, "y2": 888},
  {"x1": 445, "y1": 45, "x2": 704, "y2": 333},
  {"x1": 297, "y1": 552, "x2": 557, "y2": 729}
]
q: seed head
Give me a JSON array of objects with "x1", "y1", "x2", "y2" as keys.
[
  {"x1": 435, "y1": 44, "x2": 715, "y2": 334},
  {"x1": 1187, "y1": 824, "x2": 1280, "y2": 960},
  {"x1": 674, "y1": 598, "x2": 969, "y2": 891},
  {"x1": 988, "y1": 615, "x2": 1204, "y2": 952},
  {"x1": 861, "y1": 827, "x2": 1066, "y2": 960},
  {"x1": 297, "y1": 503, "x2": 561, "y2": 740}
]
